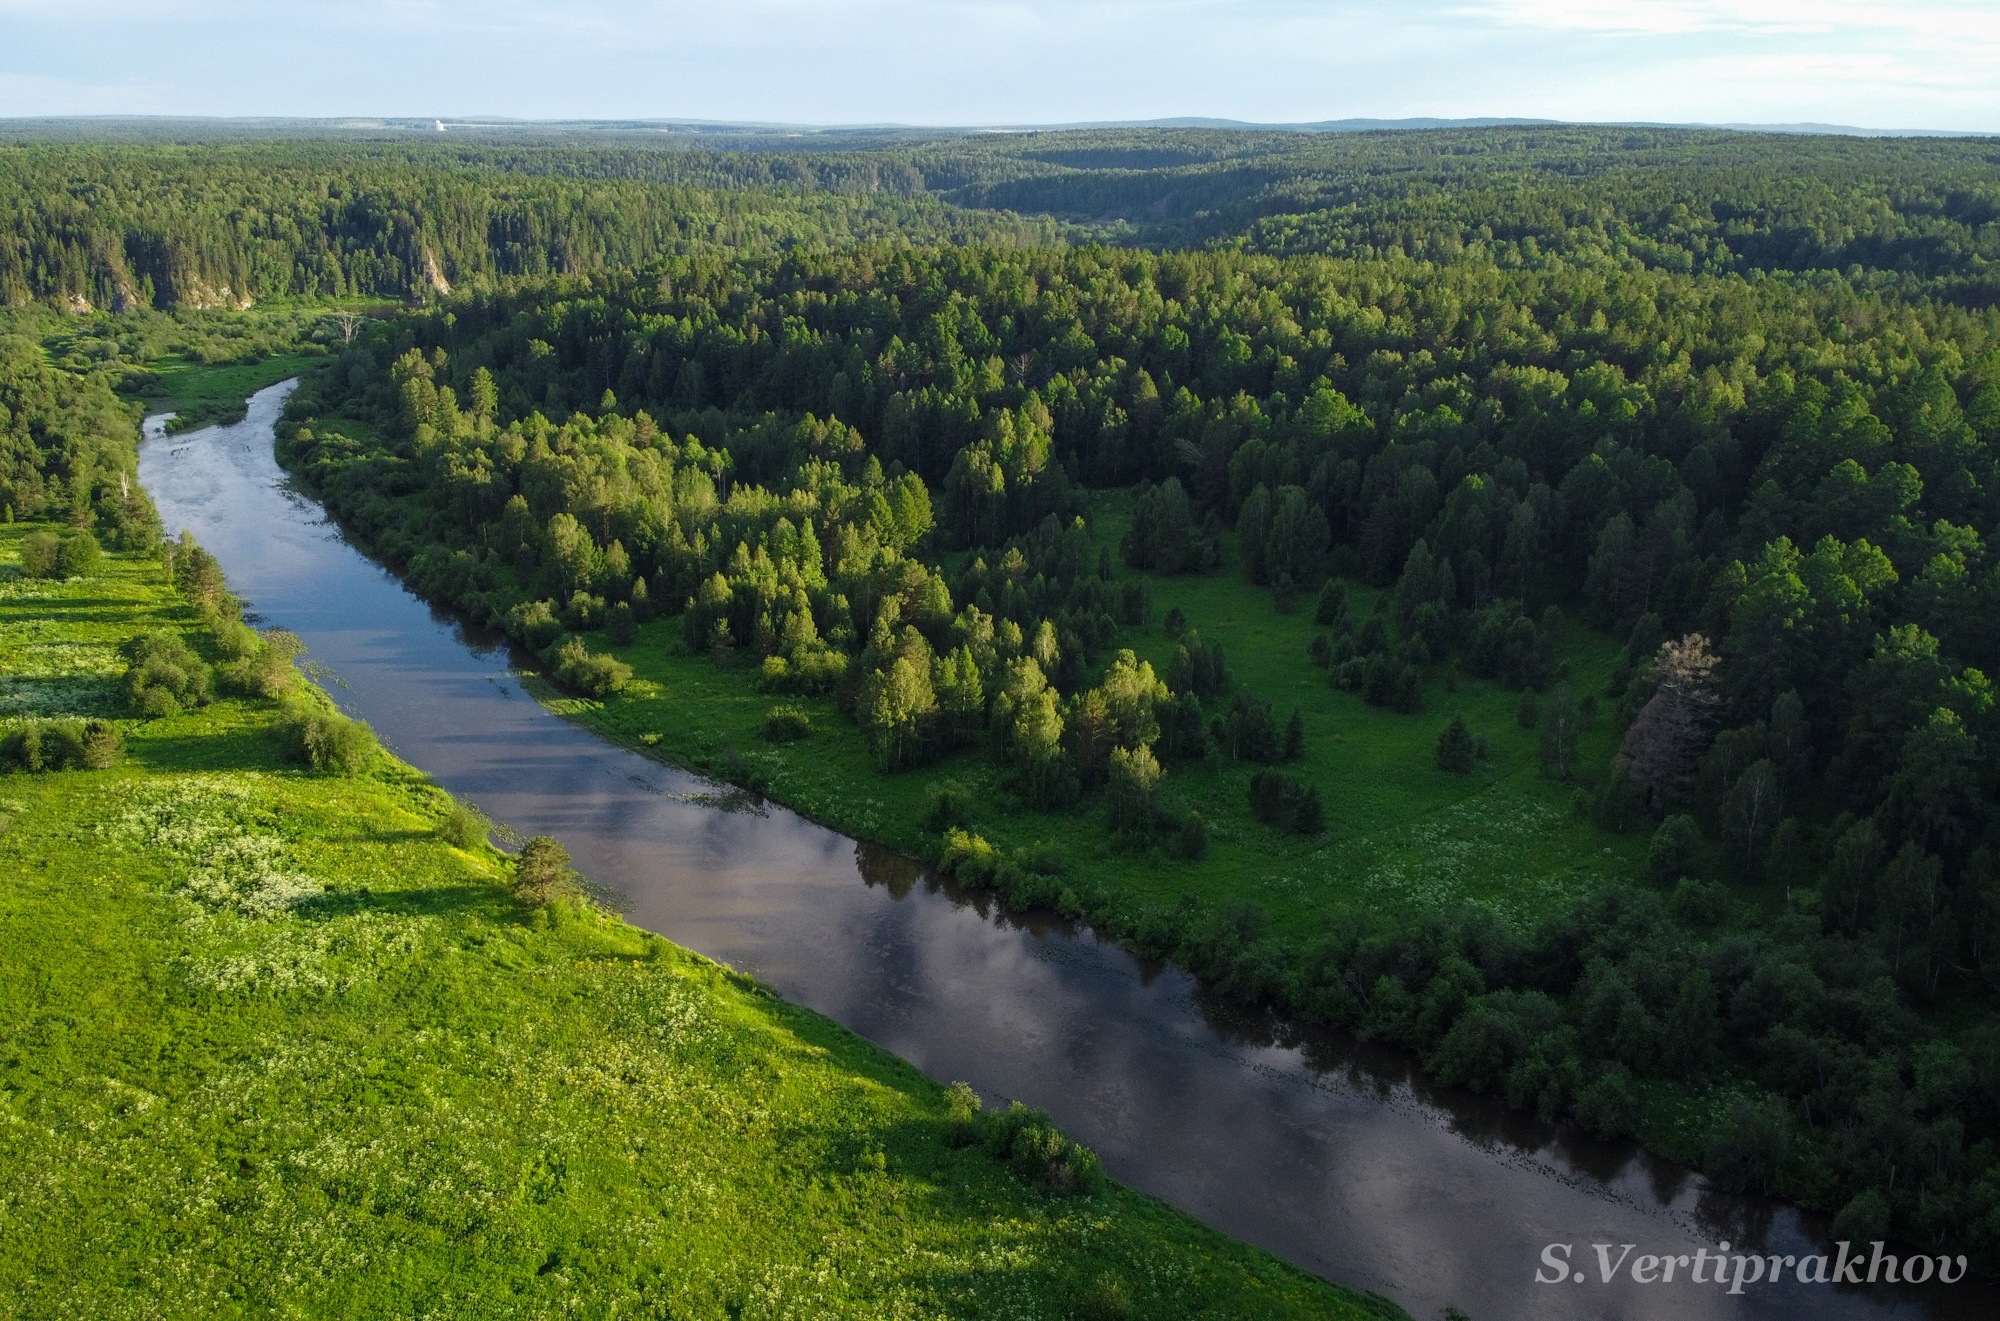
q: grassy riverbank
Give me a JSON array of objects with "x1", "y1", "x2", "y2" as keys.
[
  {"x1": 0, "y1": 522, "x2": 1402, "y2": 1320},
  {"x1": 555, "y1": 500, "x2": 1642, "y2": 944},
  {"x1": 143, "y1": 349, "x2": 318, "y2": 430}
]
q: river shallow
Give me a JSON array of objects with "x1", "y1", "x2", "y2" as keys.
[{"x1": 136, "y1": 381, "x2": 1995, "y2": 1321}]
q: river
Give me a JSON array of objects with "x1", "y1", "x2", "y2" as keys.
[{"x1": 135, "y1": 380, "x2": 1994, "y2": 1321}]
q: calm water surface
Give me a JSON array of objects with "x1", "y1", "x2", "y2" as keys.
[{"x1": 136, "y1": 382, "x2": 1994, "y2": 1321}]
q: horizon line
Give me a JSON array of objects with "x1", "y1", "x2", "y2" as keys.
[{"x1": 0, "y1": 113, "x2": 1992, "y2": 140}]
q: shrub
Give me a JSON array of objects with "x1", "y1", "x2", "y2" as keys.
[
  {"x1": 219, "y1": 628, "x2": 304, "y2": 698},
  {"x1": 605, "y1": 600, "x2": 636, "y2": 645},
  {"x1": 1703, "y1": 1094, "x2": 1790, "y2": 1194},
  {"x1": 17, "y1": 531, "x2": 58, "y2": 578},
  {"x1": 211, "y1": 616, "x2": 261, "y2": 661},
  {"x1": 754, "y1": 646, "x2": 848, "y2": 696},
  {"x1": 1435, "y1": 715, "x2": 1476, "y2": 774},
  {"x1": 121, "y1": 630, "x2": 212, "y2": 717},
  {"x1": 552, "y1": 637, "x2": 632, "y2": 698},
  {"x1": 1174, "y1": 809, "x2": 1210, "y2": 860},
  {"x1": 1670, "y1": 877, "x2": 1730, "y2": 930},
  {"x1": 1162, "y1": 605, "x2": 1186, "y2": 639},
  {"x1": 439, "y1": 802, "x2": 490, "y2": 849},
  {"x1": 279, "y1": 699, "x2": 377, "y2": 775},
  {"x1": 981, "y1": 1101, "x2": 1106, "y2": 1196},
  {"x1": 514, "y1": 835, "x2": 580, "y2": 906},
  {"x1": 1831, "y1": 1188, "x2": 1891, "y2": 1246},
  {"x1": 1307, "y1": 632, "x2": 1331, "y2": 667},
  {"x1": 1248, "y1": 770, "x2": 1323, "y2": 833},
  {"x1": 503, "y1": 598, "x2": 566, "y2": 652},
  {"x1": 1573, "y1": 1064, "x2": 1639, "y2": 1137},
  {"x1": 944, "y1": 1080, "x2": 983, "y2": 1147},
  {"x1": 561, "y1": 590, "x2": 606, "y2": 631},
  {"x1": 923, "y1": 779, "x2": 974, "y2": 832},
  {"x1": 80, "y1": 719, "x2": 121, "y2": 769},
  {"x1": 1517, "y1": 690, "x2": 1539, "y2": 729},
  {"x1": 761, "y1": 704, "x2": 813, "y2": 742},
  {"x1": 1647, "y1": 814, "x2": 1704, "y2": 885},
  {"x1": 3, "y1": 718, "x2": 118, "y2": 771},
  {"x1": 1283, "y1": 709, "x2": 1305, "y2": 760},
  {"x1": 53, "y1": 531, "x2": 102, "y2": 579},
  {"x1": 939, "y1": 827, "x2": 1001, "y2": 884},
  {"x1": 1080, "y1": 1272, "x2": 1135, "y2": 1321}
]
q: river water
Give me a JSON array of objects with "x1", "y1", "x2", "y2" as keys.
[{"x1": 136, "y1": 381, "x2": 1994, "y2": 1321}]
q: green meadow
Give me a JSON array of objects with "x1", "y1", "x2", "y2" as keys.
[
  {"x1": 144, "y1": 350, "x2": 319, "y2": 430},
  {"x1": 0, "y1": 524, "x2": 1400, "y2": 1320}
]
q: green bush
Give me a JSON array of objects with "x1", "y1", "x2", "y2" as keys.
[
  {"x1": 279, "y1": 699, "x2": 377, "y2": 775},
  {"x1": 78, "y1": 719, "x2": 120, "y2": 768},
  {"x1": 981, "y1": 1102, "x2": 1105, "y2": 1196},
  {"x1": 120, "y1": 630, "x2": 212, "y2": 718},
  {"x1": 1647, "y1": 814, "x2": 1704, "y2": 885},
  {"x1": 754, "y1": 646, "x2": 848, "y2": 696},
  {"x1": 503, "y1": 598, "x2": 566, "y2": 652},
  {"x1": 53, "y1": 531, "x2": 102, "y2": 579},
  {"x1": 18, "y1": 531, "x2": 59, "y2": 578},
  {"x1": 1079, "y1": 1271, "x2": 1135, "y2": 1321},
  {"x1": 218, "y1": 628, "x2": 304, "y2": 698},
  {"x1": 210, "y1": 616, "x2": 261, "y2": 661},
  {"x1": 439, "y1": 802, "x2": 490, "y2": 850},
  {"x1": 1173, "y1": 809, "x2": 1210, "y2": 860},
  {"x1": 605, "y1": 600, "x2": 637, "y2": 645},
  {"x1": 944, "y1": 1080, "x2": 983, "y2": 1148},
  {"x1": 761, "y1": 704, "x2": 813, "y2": 742},
  {"x1": 1248, "y1": 770, "x2": 1323, "y2": 833},
  {"x1": 552, "y1": 637, "x2": 632, "y2": 698},
  {"x1": 938, "y1": 827, "x2": 1001, "y2": 884},
  {"x1": 2, "y1": 718, "x2": 120, "y2": 771},
  {"x1": 923, "y1": 779, "x2": 974, "y2": 832}
]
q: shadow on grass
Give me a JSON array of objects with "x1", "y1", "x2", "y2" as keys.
[
  {"x1": 1, "y1": 594, "x2": 161, "y2": 614},
  {"x1": 127, "y1": 726, "x2": 295, "y2": 773},
  {"x1": 292, "y1": 883, "x2": 509, "y2": 924},
  {"x1": 314, "y1": 826, "x2": 439, "y2": 846}
]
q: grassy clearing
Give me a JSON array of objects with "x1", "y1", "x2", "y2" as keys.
[
  {"x1": 566, "y1": 494, "x2": 1644, "y2": 944},
  {"x1": 142, "y1": 351, "x2": 317, "y2": 431},
  {"x1": 0, "y1": 524, "x2": 1397, "y2": 1320}
]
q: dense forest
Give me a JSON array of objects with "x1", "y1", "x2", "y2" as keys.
[
  {"x1": 13, "y1": 122, "x2": 2000, "y2": 1271},
  {"x1": 276, "y1": 205, "x2": 2000, "y2": 1264},
  {"x1": 0, "y1": 330, "x2": 154, "y2": 546},
  {"x1": 5, "y1": 127, "x2": 1998, "y2": 309},
  {"x1": 0, "y1": 141, "x2": 1067, "y2": 312}
]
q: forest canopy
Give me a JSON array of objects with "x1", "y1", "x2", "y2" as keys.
[{"x1": 15, "y1": 122, "x2": 2000, "y2": 1270}]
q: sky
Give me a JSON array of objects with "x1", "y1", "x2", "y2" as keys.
[{"x1": 1, "y1": 0, "x2": 1996, "y2": 132}]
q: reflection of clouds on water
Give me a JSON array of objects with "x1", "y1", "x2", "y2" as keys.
[{"x1": 135, "y1": 381, "x2": 1986, "y2": 1321}]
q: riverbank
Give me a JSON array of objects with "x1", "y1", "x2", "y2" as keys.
[{"x1": 0, "y1": 520, "x2": 1401, "y2": 1319}]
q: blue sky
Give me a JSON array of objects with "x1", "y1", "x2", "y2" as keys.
[{"x1": 1, "y1": 1, "x2": 1995, "y2": 131}]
